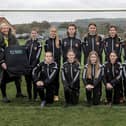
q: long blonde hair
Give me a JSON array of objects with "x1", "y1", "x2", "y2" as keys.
[
  {"x1": 49, "y1": 26, "x2": 60, "y2": 48},
  {"x1": 86, "y1": 51, "x2": 100, "y2": 79}
]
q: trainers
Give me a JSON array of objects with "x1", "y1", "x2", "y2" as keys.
[
  {"x1": 54, "y1": 96, "x2": 59, "y2": 102},
  {"x1": 2, "y1": 97, "x2": 11, "y2": 103},
  {"x1": 40, "y1": 101, "x2": 46, "y2": 108},
  {"x1": 63, "y1": 103, "x2": 69, "y2": 108}
]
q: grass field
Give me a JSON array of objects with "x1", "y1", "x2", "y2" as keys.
[{"x1": 0, "y1": 39, "x2": 126, "y2": 126}]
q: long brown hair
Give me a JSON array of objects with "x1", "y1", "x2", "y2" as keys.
[
  {"x1": 86, "y1": 51, "x2": 100, "y2": 79},
  {"x1": 49, "y1": 26, "x2": 60, "y2": 48}
]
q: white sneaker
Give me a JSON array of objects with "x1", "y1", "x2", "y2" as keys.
[
  {"x1": 40, "y1": 101, "x2": 46, "y2": 108},
  {"x1": 54, "y1": 96, "x2": 59, "y2": 101}
]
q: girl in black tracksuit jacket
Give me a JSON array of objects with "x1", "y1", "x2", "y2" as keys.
[
  {"x1": 104, "y1": 25, "x2": 122, "y2": 62},
  {"x1": 82, "y1": 51, "x2": 103, "y2": 105},
  {"x1": 44, "y1": 26, "x2": 61, "y2": 101},
  {"x1": 82, "y1": 23, "x2": 104, "y2": 64},
  {"x1": 104, "y1": 25, "x2": 123, "y2": 103},
  {"x1": 61, "y1": 23, "x2": 81, "y2": 63},
  {"x1": 103, "y1": 51, "x2": 122, "y2": 105},
  {"x1": 32, "y1": 52, "x2": 58, "y2": 106},
  {"x1": 122, "y1": 36, "x2": 126, "y2": 99},
  {"x1": 82, "y1": 23, "x2": 104, "y2": 101},
  {"x1": 25, "y1": 29, "x2": 42, "y2": 100},
  {"x1": 62, "y1": 49, "x2": 80, "y2": 106}
]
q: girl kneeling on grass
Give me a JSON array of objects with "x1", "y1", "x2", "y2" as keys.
[
  {"x1": 82, "y1": 51, "x2": 103, "y2": 106},
  {"x1": 32, "y1": 51, "x2": 58, "y2": 108},
  {"x1": 103, "y1": 51, "x2": 122, "y2": 105},
  {"x1": 62, "y1": 49, "x2": 80, "y2": 107}
]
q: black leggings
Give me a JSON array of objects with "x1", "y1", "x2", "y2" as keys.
[
  {"x1": 64, "y1": 88, "x2": 79, "y2": 105},
  {"x1": 38, "y1": 84, "x2": 54, "y2": 104},
  {"x1": 106, "y1": 84, "x2": 120, "y2": 104},
  {"x1": 53, "y1": 69, "x2": 60, "y2": 96},
  {"x1": 25, "y1": 74, "x2": 37, "y2": 99},
  {"x1": 86, "y1": 85, "x2": 101, "y2": 105}
]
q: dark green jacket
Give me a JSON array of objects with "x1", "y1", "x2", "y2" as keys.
[{"x1": 0, "y1": 32, "x2": 18, "y2": 64}]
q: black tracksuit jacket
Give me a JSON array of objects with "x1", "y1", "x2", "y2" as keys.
[
  {"x1": 44, "y1": 38, "x2": 61, "y2": 65},
  {"x1": 25, "y1": 38, "x2": 42, "y2": 68},
  {"x1": 104, "y1": 36, "x2": 122, "y2": 61},
  {"x1": 61, "y1": 37, "x2": 81, "y2": 62},
  {"x1": 103, "y1": 61, "x2": 122, "y2": 87},
  {"x1": 82, "y1": 34, "x2": 104, "y2": 64},
  {"x1": 32, "y1": 61, "x2": 58, "y2": 86},
  {"x1": 62, "y1": 61, "x2": 80, "y2": 91},
  {"x1": 82, "y1": 64, "x2": 103, "y2": 87}
]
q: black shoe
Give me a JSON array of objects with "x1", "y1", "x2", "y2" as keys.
[
  {"x1": 63, "y1": 103, "x2": 70, "y2": 108},
  {"x1": 2, "y1": 97, "x2": 11, "y2": 103},
  {"x1": 33, "y1": 98, "x2": 39, "y2": 102},
  {"x1": 16, "y1": 93, "x2": 27, "y2": 98},
  {"x1": 26, "y1": 98, "x2": 32, "y2": 102},
  {"x1": 86, "y1": 101, "x2": 92, "y2": 107}
]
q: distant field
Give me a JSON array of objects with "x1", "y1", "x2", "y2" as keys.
[{"x1": 0, "y1": 39, "x2": 126, "y2": 126}]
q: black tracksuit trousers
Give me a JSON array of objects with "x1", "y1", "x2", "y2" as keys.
[
  {"x1": 86, "y1": 84, "x2": 101, "y2": 105},
  {"x1": 25, "y1": 74, "x2": 37, "y2": 99},
  {"x1": 0, "y1": 71, "x2": 22, "y2": 97}
]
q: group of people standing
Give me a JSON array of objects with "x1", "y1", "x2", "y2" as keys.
[{"x1": 0, "y1": 22, "x2": 126, "y2": 108}]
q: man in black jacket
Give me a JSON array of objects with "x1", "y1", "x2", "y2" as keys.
[
  {"x1": 0, "y1": 23, "x2": 25, "y2": 103},
  {"x1": 61, "y1": 24, "x2": 81, "y2": 63}
]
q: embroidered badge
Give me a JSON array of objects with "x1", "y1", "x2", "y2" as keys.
[
  {"x1": 96, "y1": 42, "x2": 100, "y2": 45},
  {"x1": 116, "y1": 44, "x2": 119, "y2": 47},
  {"x1": 34, "y1": 47, "x2": 37, "y2": 50}
]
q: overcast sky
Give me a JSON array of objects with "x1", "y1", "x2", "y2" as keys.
[{"x1": 0, "y1": 0, "x2": 126, "y2": 24}]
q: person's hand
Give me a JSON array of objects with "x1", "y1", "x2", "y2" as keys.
[
  {"x1": 90, "y1": 85, "x2": 94, "y2": 89},
  {"x1": 36, "y1": 81, "x2": 44, "y2": 86},
  {"x1": 86, "y1": 84, "x2": 94, "y2": 90},
  {"x1": 106, "y1": 83, "x2": 113, "y2": 89},
  {"x1": 1, "y1": 63, "x2": 7, "y2": 70}
]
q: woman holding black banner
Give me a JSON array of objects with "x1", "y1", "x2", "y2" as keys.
[{"x1": 0, "y1": 23, "x2": 25, "y2": 103}]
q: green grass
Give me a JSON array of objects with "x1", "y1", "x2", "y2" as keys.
[{"x1": 0, "y1": 39, "x2": 126, "y2": 126}]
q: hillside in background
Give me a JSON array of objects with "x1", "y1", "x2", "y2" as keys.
[{"x1": 15, "y1": 18, "x2": 126, "y2": 38}]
